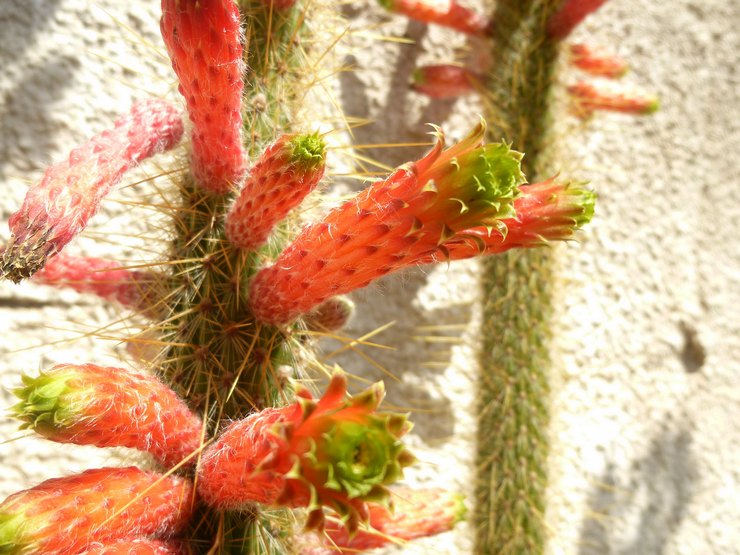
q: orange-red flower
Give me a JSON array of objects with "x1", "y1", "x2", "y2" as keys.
[
  {"x1": 13, "y1": 364, "x2": 203, "y2": 468},
  {"x1": 0, "y1": 467, "x2": 193, "y2": 555},
  {"x1": 250, "y1": 122, "x2": 525, "y2": 325},
  {"x1": 198, "y1": 371, "x2": 414, "y2": 532},
  {"x1": 161, "y1": 0, "x2": 246, "y2": 192}
]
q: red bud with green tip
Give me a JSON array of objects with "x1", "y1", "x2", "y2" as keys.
[
  {"x1": 249, "y1": 121, "x2": 525, "y2": 325},
  {"x1": 0, "y1": 467, "x2": 193, "y2": 555},
  {"x1": 568, "y1": 81, "x2": 660, "y2": 118},
  {"x1": 12, "y1": 364, "x2": 203, "y2": 468},
  {"x1": 161, "y1": 0, "x2": 247, "y2": 193},
  {"x1": 226, "y1": 133, "x2": 327, "y2": 251},
  {"x1": 1, "y1": 99, "x2": 183, "y2": 283},
  {"x1": 378, "y1": 0, "x2": 491, "y2": 36},
  {"x1": 197, "y1": 370, "x2": 414, "y2": 533},
  {"x1": 418, "y1": 177, "x2": 595, "y2": 261}
]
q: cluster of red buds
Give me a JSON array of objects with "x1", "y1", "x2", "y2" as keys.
[{"x1": 379, "y1": 0, "x2": 659, "y2": 120}]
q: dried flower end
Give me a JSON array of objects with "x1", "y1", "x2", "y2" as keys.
[
  {"x1": 249, "y1": 121, "x2": 525, "y2": 325},
  {"x1": 226, "y1": 133, "x2": 327, "y2": 250},
  {"x1": 303, "y1": 296, "x2": 356, "y2": 332},
  {"x1": 1, "y1": 99, "x2": 183, "y2": 283},
  {"x1": 0, "y1": 467, "x2": 193, "y2": 555},
  {"x1": 198, "y1": 371, "x2": 413, "y2": 532},
  {"x1": 12, "y1": 364, "x2": 202, "y2": 468}
]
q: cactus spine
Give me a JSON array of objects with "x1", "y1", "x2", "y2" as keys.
[{"x1": 476, "y1": 1, "x2": 563, "y2": 553}]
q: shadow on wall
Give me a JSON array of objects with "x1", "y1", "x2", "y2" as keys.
[
  {"x1": 338, "y1": 7, "x2": 461, "y2": 174},
  {"x1": 578, "y1": 423, "x2": 697, "y2": 555},
  {"x1": 328, "y1": 7, "x2": 473, "y2": 444},
  {"x1": 0, "y1": 0, "x2": 76, "y2": 181}
]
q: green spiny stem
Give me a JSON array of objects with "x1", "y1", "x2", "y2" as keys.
[
  {"x1": 240, "y1": 1, "x2": 308, "y2": 154},
  {"x1": 156, "y1": 3, "x2": 316, "y2": 553},
  {"x1": 476, "y1": 1, "x2": 563, "y2": 554}
]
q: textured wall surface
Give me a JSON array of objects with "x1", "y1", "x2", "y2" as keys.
[{"x1": 0, "y1": 1, "x2": 737, "y2": 554}]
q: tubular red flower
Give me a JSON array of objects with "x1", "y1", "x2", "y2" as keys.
[
  {"x1": 12, "y1": 364, "x2": 203, "y2": 468},
  {"x1": 0, "y1": 467, "x2": 193, "y2": 555},
  {"x1": 569, "y1": 43, "x2": 628, "y2": 79},
  {"x1": 568, "y1": 81, "x2": 660, "y2": 119},
  {"x1": 161, "y1": 0, "x2": 247, "y2": 193},
  {"x1": 299, "y1": 487, "x2": 466, "y2": 553},
  {"x1": 198, "y1": 371, "x2": 414, "y2": 532},
  {"x1": 378, "y1": 0, "x2": 491, "y2": 36},
  {"x1": 1, "y1": 99, "x2": 183, "y2": 282},
  {"x1": 32, "y1": 253, "x2": 162, "y2": 314},
  {"x1": 249, "y1": 121, "x2": 525, "y2": 325}
]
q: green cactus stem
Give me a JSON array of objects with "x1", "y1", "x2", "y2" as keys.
[{"x1": 476, "y1": 1, "x2": 564, "y2": 554}]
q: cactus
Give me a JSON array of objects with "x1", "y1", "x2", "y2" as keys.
[{"x1": 0, "y1": 0, "x2": 612, "y2": 553}]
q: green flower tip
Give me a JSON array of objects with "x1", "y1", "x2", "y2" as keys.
[
  {"x1": 11, "y1": 368, "x2": 84, "y2": 432},
  {"x1": 290, "y1": 133, "x2": 326, "y2": 172},
  {"x1": 447, "y1": 141, "x2": 525, "y2": 221},
  {"x1": 0, "y1": 513, "x2": 27, "y2": 553},
  {"x1": 645, "y1": 96, "x2": 660, "y2": 114},
  {"x1": 566, "y1": 184, "x2": 596, "y2": 229},
  {"x1": 377, "y1": 0, "x2": 396, "y2": 10},
  {"x1": 451, "y1": 492, "x2": 468, "y2": 524},
  {"x1": 322, "y1": 412, "x2": 411, "y2": 500}
]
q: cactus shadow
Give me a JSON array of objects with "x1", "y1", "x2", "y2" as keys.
[
  {"x1": 0, "y1": 55, "x2": 81, "y2": 183},
  {"x1": 0, "y1": 0, "x2": 63, "y2": 62},
  {"x1": 319, "y1": 266, "x2": 477, "y2": 443},
  {"x1": 578, "y1": 424, "x2": 696, "y2": 555},
  {"x1": 338, "y1": 18, "x2": 430, "y2": 175}
]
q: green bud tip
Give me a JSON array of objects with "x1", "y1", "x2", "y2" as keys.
[
  {"x1": 289, "y1": 133, "x2": 326, "y2": 171},
  {"x1": 11, "y1": 369, "x2": 85, "y2": 431},
  {"x1": 568, "y1": 185, "x2": 596, "y2": 229},
  {"x1": 645, "y1": 97, "x2": 660, "y2": 114}
]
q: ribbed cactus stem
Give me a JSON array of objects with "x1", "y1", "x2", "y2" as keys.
[
  {"x1": 476, "y1": 1, "x2": 563, "y2": 553},
  {"x1": 156, "y1": 1, "x2": 322, "y2": 551}
]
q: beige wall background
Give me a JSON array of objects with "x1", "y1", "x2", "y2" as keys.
[{"x1": 0, "y1": 1, "x2": 737, "y2": 554}]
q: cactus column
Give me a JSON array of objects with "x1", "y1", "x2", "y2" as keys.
[{"x1": 476, "y1": 1, "x2": 563, "y2": 553}]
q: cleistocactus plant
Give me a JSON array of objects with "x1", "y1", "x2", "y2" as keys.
[{"x1": 0, "y1": 0, "x2": 611, "y2": 554}]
